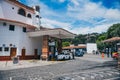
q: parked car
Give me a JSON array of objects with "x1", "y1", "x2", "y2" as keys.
[
  {"x1": 57, "y1": 52, "x2": 72, "y2": 60},
  {"x1": 75, "y1": 50, "x2": 84, "y2": 57}
]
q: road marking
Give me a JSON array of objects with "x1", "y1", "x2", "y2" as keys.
[
  {"x1": 99, "y1": 74, "x2": 104, "y2": 78},
  {"x1": 90, "y1": 76, "x2": 95, "y2": 79},
  {"x1": 9, "y1": 77, "x2": 12, "y2": 80},
  {"x1": 81, "y1": 77, "x2": 85, "y2": 80},
  {"x1": 107, "y1": 73, "x2": 112, "y2": 76},
  {"x1": 114, "y1": 72, "x2": 120, "y2": 75}
]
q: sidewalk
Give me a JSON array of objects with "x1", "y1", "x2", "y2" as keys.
[
  {"x1": 78, "y1": 53, "x2": 114, "y2": 63},
  {"x1": 0, "y1": 60, "x2": 61, "y2": 70}
]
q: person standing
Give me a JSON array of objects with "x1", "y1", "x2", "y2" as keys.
[
  {"x1": 48, "y1": 52, "x2": 52, "y2": 61},
  {"x1": 92, "y1": 50, "x2": 95, "y2": 55},
  {"x1": 71, "y1": 49, "x2": 75, "y2": 59},
  {"x1": 55, "y1": 51, "x2": 58, "y2": 60},
  {"x1": 106, "y1": 48, "x2": 109, "y2": 58},
  {"x1": 101, "y1": 52, "x2": 105, "y2": 59}
]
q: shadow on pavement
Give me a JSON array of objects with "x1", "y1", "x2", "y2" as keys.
[
  {"x1": 79, "y1": 60, "x2": 119, "y2": 71},
  {"x1": 102, "y1": 60, "x2": 118, "y2": 67}
]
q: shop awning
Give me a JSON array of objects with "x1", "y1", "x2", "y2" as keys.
[
  {"x1": 102, "y1": 37, "x2": 120, "y2": 43},
  {"x1": 63, "y1": 45, "x2": 86, "y2": 49},
  {"x1": 27, "y1": 28, "x2": 76, "y2": 39}
]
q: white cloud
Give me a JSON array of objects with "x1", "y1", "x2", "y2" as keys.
[
  {"x1": 65, "y1": 0, "x2": 120, "y2": 34},
  {"x1": 71, "y1": 0, "x2": 79, "y2": 6},
  {"x1": 41, "y1": 18, "x2": 71, "y2": 30},
  {"x1": 41, "y1": 18, "x2": 119, "y2": 35},
  {"x1": 51, "y1": 0, "x2": 65, "y2": 3},
  {"x1": 67, "y1": 0, "x2": 120, "y2": 23},
  {"x1": 67, "y1": 1, "x2": 105, "y2": 21},
  {"x1": 59, "y1": 0, "x2": 65, "y2": 3},
  {"x1": 70, "y1": 23, "x2": 114, "y2": 34},
  {"x1": 41, "y1": 18, "x2": 120, "y2": 35},
  {"x1": 40, "y1": 0, "x2": 120, "y2": 34},
  {"x1": 104, "y1": 9, "x2": 120, "y2": 20},
  {"x1": 23, "y1": 0, "x2": 120, "y2": 34}
]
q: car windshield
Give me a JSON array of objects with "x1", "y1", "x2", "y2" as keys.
[
  {"x1": 64, "y1": 53, "x2": 69, "y2": 55},
  {"x1": 59, "y1": 53, "x2": 64, "y2": 55}
]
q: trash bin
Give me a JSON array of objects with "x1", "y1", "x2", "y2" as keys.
[{"x1": 12, "y1": 57, "x2": 19, "y2": 64}]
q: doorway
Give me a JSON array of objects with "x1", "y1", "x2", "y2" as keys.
[
  {"x1": 10, "y1": 48, "x2": 17, "y2": 57},
  {"x1": 21, "y1": 49, "x2": 26, "y2": 59},
  {"x1": 34, "y1": 49, "x2": 38, "y2": 59}
]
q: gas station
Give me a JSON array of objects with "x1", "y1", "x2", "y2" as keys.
[{"x1": 28, "y1": 28, "x2": 76, "y2": 60}]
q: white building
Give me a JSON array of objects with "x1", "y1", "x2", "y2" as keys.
[
  {"x1": 86, "y1": 43, "x2": 97, "y2": 54},
  {"x1": 0, "y1": 0, "x2": 75, "y2": 60}
]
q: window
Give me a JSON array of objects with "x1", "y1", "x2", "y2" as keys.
[
  {"x1": 35, "y1": 6, "x2": 40, "y2": 12},
  {"x1": 23, "y1": 27, "x2": 26, "y2": 32},
  {"x1": 0, "y1": 47, "x2": 2, "y2": 51},
  {"x1": 36, "y1": 15, "x2": 39, "y2": 18},
  {"x1": 9, "y1": 25, "x2": 15, "y2": 31},
  {"x1": 3, "y1": 22, "x2": 7, "y2": 26},
  {"x1": 18, "y1": 8, "x2": 26, "y2": 16},
  {"x1": 4, "y1": 47, "x2": 9, "y2": 51},
  {"x1": 27, "y1": 13, "x2": 32, "y2": 18}
]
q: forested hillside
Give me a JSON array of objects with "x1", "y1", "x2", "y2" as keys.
[{"x1": 62, "y1": 23, "x2": 120, "y2": 50}]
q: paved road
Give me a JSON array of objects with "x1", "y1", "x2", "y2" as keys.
[{"x1": 0, "y1": 54, "x2": 119, "y2": 80}]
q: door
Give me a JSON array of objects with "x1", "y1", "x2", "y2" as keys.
[
  {"x1": 21, "y1": 49, "x2": 26, "y2": 59},
  {"x1": 10, "y1": 48, "x2": 17, "y2": 57},
  {"x1": 34, "y1": 49, "x2": 38, "y2": 59}
]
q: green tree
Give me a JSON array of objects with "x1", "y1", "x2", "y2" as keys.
[
  {"x1": 107, "y1": 23, "x2": 120, "y2": 38},
  {"x1": 96, "y1": 32, "x2": 107, "y2": 51},
  {"x1": 96, "y1": 32, "x2": 107, "y2": 42},
  {"x1": 62, "y1": 41, "x2": 70, "y2": 47}
]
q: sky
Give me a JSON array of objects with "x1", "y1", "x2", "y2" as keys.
[{"x1": 19, "y1": 0, "x2": 120, "y2": 34}]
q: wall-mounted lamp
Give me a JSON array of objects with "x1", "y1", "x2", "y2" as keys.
[
  {"x1": 2, "y1": 44, "x2": 5, "y2": 47},
  {"x1": 9, "y1": 44, "x2": 12, "y2": 46}
]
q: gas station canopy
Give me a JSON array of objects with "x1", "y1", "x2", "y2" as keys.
[
  {"x1": 27, "y1": 28, "x2": 76, "y2": 39},
  {"x1": 102, "y1": 37, "x2": 120, "y2": 43}
]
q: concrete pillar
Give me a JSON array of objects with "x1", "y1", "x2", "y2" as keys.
[
  {"x1": 57, "y1": 39, "x2": 62, "y2": 54},
  {"x1": 118, "y1": 53, "x2": 120, "y2": 69},
  {"x1": 41, "y1": 35, "x2": 49, "y2": 60}
]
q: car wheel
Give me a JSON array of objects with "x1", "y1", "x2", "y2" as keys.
[
  {"x1": 63, "y1": 57, "x2": 65, "y2": 60},
  {"x1": 69, "y1": 57, "x2": 71, "y2": 60}
]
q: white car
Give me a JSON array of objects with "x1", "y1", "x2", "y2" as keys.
[{"x1": 57, "y1": 53, "x2": 72, "y2": 60}]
